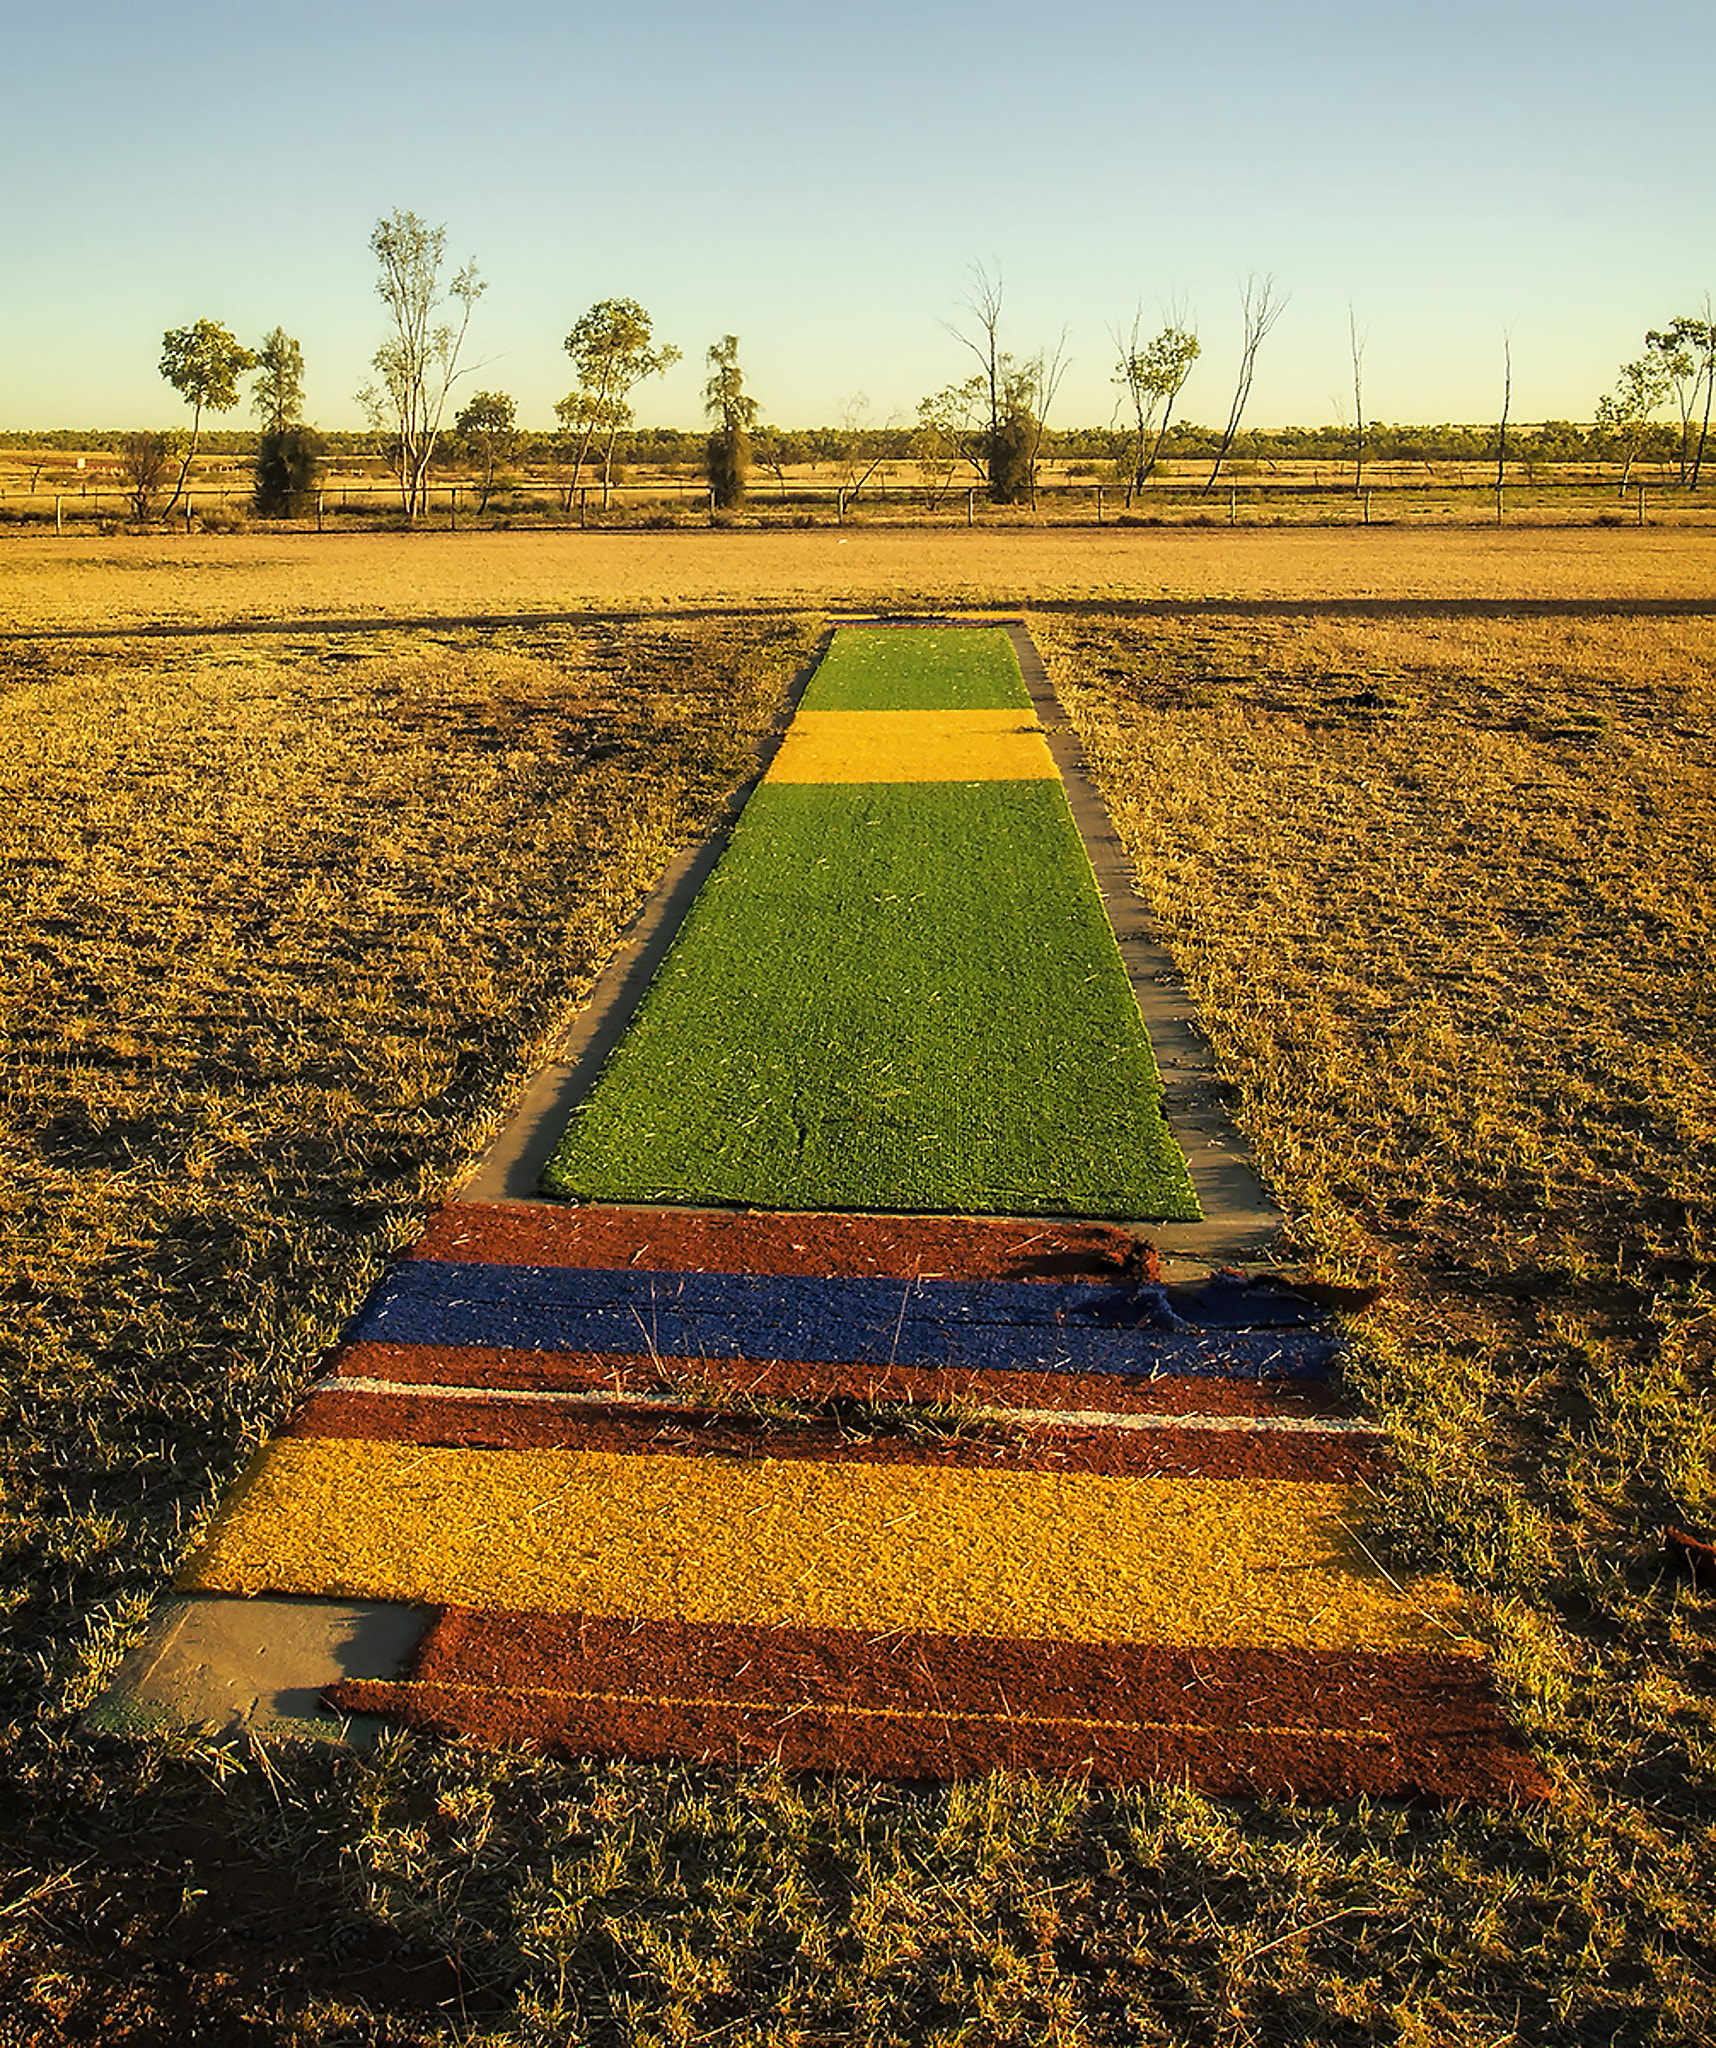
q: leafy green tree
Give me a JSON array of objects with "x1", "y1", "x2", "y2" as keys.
[
  {"x1": 1113, "y1": 317, "x2": 1200, "y2": 503},
  {"x1": 454, "y1": 390, "x2": 522, "y2": 510},
  {"x1": 913, "y1": 381, "x2": 986, "y2": 508},
  {"x1": 252, "y1": 425, "x2": 325, "y2": 518},
  {"x1": 1595, "y1": 353, "x2": 1674, "y2": 488},
  {"x1": 356, "y1": 209, "x2": 485, "y2": 519},
  {"x1": 252, "y1": 328, "x2": 305, "y2": 433},
  {"x1": 704, "y1": 334, "x2": 758, "y2": 509},
  {"x1": 915, "y1": 377, "x2": 989, "y2": 496},
  {"x1": 1646, "y1": 312, "x2": 1716, "y2": 485},
  {"x1": 159, "y1": 318, "x2": 256, "y2": 515},
  {"x1": 557, "y1": 299, "x2": 681, "y2": 509}
]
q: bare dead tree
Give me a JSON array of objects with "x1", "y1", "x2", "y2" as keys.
[
  {"x1": 1025, "y1": 330, "x2": 1072, "y2": 508},
  {"x1": 1496, "y1": 333, "x2": 1512, "y2": 493},
  {"x1": 945, "y1": 260, "x2": 1006, "y2": 456},
  {"x1": 1349, "y1": 306, "x2": 1367, "y2": 496},
  {"x1": 1694, "y1": 298, "x2": 1716, "y2": 491},
  {"x1": 1203, "y1": 274, "x2": 1286, "y2": 493}
]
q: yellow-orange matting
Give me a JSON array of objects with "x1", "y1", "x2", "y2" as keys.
[
  {"x1": 181, "y1": 1439, "x2": 1469, "y2": 1653},
  {"x1": 764, "y1": 709, "x2": 1060, "y2": 784}
]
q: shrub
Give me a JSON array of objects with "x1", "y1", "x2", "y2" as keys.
[{"x1": 253, "y1": 425, "x2": 326, "y2": 518}]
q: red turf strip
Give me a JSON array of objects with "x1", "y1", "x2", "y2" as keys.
[
  {"x1": 414, "y1": 1202, "x2": 1155, "y2": 1282},
  {"x1": 327, "y1": 1342, "x2": 1357, "y2": 1418},
  {"x1": 328, "y1": 1610, "x2": 1552, "y2": 1801},
  {"x1": 287, "y1": 1390, "x2": 1386, "y2": 1480}
]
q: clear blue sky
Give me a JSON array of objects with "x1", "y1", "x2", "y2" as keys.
[{"x1": 2, "y1": 0, "x2": 1708, "y2": 431}]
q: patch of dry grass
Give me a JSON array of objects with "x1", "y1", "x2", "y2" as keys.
[
  {"x1": 5, "y1": 542, "x2": 1716, "y2": 2044},
  {"x1": 0, "y1": 613, "x2": 817, "y2": 1721}
]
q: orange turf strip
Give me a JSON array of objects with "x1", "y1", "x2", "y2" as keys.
[
  {"x1": 285, "y1": 1390, "x2": 1387, "y2": 1481},
  {"x1": 413, "y1": 1204, "x2": 1150, "y2": 1283},
  {"x1": 326, "y1": 1611, "x2": 1550, "y2": 1801},
  {"x1": 182, "y1": 1440, "x2": 1451, "y2": 1650},
  {"x1": 327, "y1": 1341, "x2": 1359, "y2": 1418},
  {"x1": 762, "y1": 708, "x2": 1059, "y2": 784}
]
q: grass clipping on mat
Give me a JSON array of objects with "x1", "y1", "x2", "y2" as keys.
[{"x1": 545, "y1": 625, "x2": 1198, "y2": 1217}]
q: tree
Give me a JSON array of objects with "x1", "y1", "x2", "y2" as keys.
[
  {"x1": 944, "y1": 261, "x2": 1065, "y2": 504},
  {"x1": 704, "y1": 335, "x2": 757, "y2": 509},
  {"x1": 834, "y1": 393, "x2": 895, "y2": 505},
  {"x1": 1113, "y1": 314, "x2": 1200, "y2": 504},
  {"x1": 1202, "y1": 274, "x2": 1287, "y2": 492},
  {"x1": 119, "y1": 431, "x2": 173, "y2": 523},
  {"x1": 356, "y1": 209, "x2": 485, "y2": 519},
  {"x1": 556, "y1": 298, "x2": 680, "y2": 509},
  {"x1": 1348, "y1": 306, "x2": 1367, "y2": 496},
  {"x1": 916, "y1": 377, "x2": 990, "y2": 492},
  {"x1": 253, "y1": 425, "x2": 325, "y2": 518},
  {"x1": 1495, "y1": 334, "x2": 1512, "y2": 493},
  {"x1": 158, "y1": 318, "x2": 256, "y2": 516},
  {"x1": 252, "y1": 328, "x2": 305, "y2": 433},
  {"x1": 913, "y1": 382, "x2": 986, "y2": 508},
  {"x1": 1646, "y1": 311, "x2": 1716, "y2": 485},
  {"x1": 1595, "y1": 353, "x2": 1674, "y2": 489},
  {"x1": 454, "y1": 390, "x2": 522, "y2": 510}
]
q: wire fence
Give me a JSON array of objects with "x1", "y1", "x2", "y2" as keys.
[{"x1": 4, "y1": 472, "x2": 1713, "y2": 533}]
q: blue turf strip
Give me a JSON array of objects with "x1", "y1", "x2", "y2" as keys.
[{"x1": 348, "y1": 1263, "x2": 1338, "y2": 1380}]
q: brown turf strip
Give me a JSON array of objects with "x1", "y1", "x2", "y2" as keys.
[
  {"x1": 327, "y1": 1342, "x2": 1358, "y2": 1417},
  {"x1": 326, "y1": 1611, "x2": 1551, "y2": 1801},
  {"x1": 287, "y1": 1392, "x2": 1386, "y2": 1480},
  {"x1": 414, "y1": 1203, "x2": 1156, "y2": 1282}
]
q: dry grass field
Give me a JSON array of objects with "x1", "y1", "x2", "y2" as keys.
[
  {"x1": 4, "y1": 524, "x2": 1715, "y2": 633},
  {"x1": 2, "y1": 526, "x2": 1714, "y2": 2043}
]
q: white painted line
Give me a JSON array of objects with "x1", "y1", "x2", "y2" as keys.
[{"x1": 310, "y1": 1377, "x2": 1382, "y2": 1436}]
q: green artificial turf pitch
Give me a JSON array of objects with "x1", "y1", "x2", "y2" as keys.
[
  {"x1": 542, "y1": 778, "x2": 1201, "y2": 1219},
  {"x1": 801, "y1": 627, "x2": 1032, "y2": 711}
]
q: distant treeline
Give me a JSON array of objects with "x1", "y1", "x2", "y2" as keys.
[{"x1": 0, "y1": 420, "x2": 1687, "y2": 467}]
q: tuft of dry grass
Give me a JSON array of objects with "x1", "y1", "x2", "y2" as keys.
[{"x1": 5, "y1": 539, "x2": 1716, "y2": 2043}]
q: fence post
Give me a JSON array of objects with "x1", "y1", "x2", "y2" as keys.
[
  {"x1": 579, "y1": 489, "x2": 587, "y2": 530},
  {"x1": 837, "y1": 490, "x2": 844, "y2": 524},
  {"x1": 1363, "y1": 489, "x2": 1371, "y2": 526},
  {"x1": 1230, "y1": 486, "x2": 1238, "y2": 526},
  {"x1": 708, "y1": 489, "x2": 716, "y2": 525},
  {"x1": 449, "y1": 487, "x2": 457, "y2": 532},
  {"x1": 1096, "y1": 485, "x2": 1103, "y2": 525},
  {"x1": 1495, "y1": 484, "x2": 1504, "y2": 527},
  {"x1": 316, "y1": 491, "x2": 324, "y2": 533},
  {"x1": 1637, "y1": 483, "x2": 1646, "y2": 527},
  {"x1": 55, "y1": 495, "x2": 63, "y2": 535},
  {"x1": 966, "y1": 489, "x2": 975, "y2": 527}
]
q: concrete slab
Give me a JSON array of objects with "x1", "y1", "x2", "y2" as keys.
[
  {"x1": 1002, "y1": 621, "x2": 1287, "y2": 1272},
  {"x1": 90, "y1": 613, "x2": 1289, "y2": 1754},
  {"x1": 83, "y1": 1595, "x2": 429, "y2": 1748}
]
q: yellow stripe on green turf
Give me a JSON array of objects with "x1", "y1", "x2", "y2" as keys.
[
  {"x1": 182, "y1": 1439, "x2": 1466, "y2": 1652},
  {"x1": 766, "y1": 709, "x2": 1058, "y2": 785}
]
